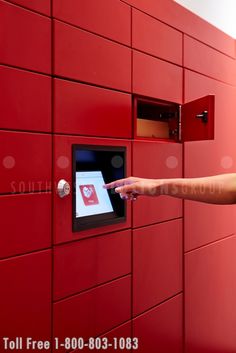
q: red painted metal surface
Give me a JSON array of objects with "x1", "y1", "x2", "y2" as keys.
[
  {"x1": 0, "y1": 193, "x2": 51, "y2": 259},
  {"x1": 121, "y1": 0, "x2": 235, "y2": 58},
  {"x1": 0, "y1": 131, "x2": 52, "y2": 194},
  {"x1": 181, "y1": 95, "x2": 214, "y2": 142},
  {"x1": 133, "y1": 220, "x2": 182, "y2": 315},
  {"x1": 185, "y1": 236, "x2": 236, "y2": 353},
  {"x1": 185, "y1": 201, "x2": 236, "y2": 252},
  {"x1": 184, "y1": 70, "x2": 236, "y2": 249},
  {"x1": 53, "y1": 135, "x2": 131, "y2": 244},
  {"x1": 133, "y1": 50, "x2": 182, "y2": 102},
  {"x1": 54, "y1": 79, "x2": 132, "y2": 137},
  {"x1": 0, "y1": 1, "x2": 51, "y2": 73},
  {"x1": 184, "y1": 35, "x2": 236, "y2": 85},
  {"x1": 185, "y1": 68, "x2": 236, "y2": 142},
  {"x1": 54, "y1": 20, "x2": 131, "y2": 91},
  {"x1": 132, "y1": 8, "x2": 182, "y2": 65},
  {"x1": 53, "y1": 276, "x2": 131, "y2": 352},
  {"x1": 53, "y1": 230, "x2": 131, "y2": 300},
  {"x1": 133, "y1": 294, "x2": 183, "y2": 353},
  {"x1": 0, "y1": 251, "x2": 51, "y2": 350},
  {"x1": 0, "y1": 65, "x2": 51, "y2": 132},
  {"x1": 6, "y1": 0, "x2": 50, "y2": 16},
  {"x1": 132, "y1": 140, "x2": 182, "y2": 227},
  {"x1": 53, "y1": 0, "x2": 131, "y2": 45}
]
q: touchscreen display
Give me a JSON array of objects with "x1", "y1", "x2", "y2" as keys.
[
  {"x1": 72, "y1": 144, "x2": 126, "y2": 232},
  {"x1": 75, "y1": 171, "x2": 114, "y2": 218}
]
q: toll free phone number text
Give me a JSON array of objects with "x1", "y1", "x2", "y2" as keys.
[{"x1": 2, "y1": 337, "x2": 139, "y2": 350}]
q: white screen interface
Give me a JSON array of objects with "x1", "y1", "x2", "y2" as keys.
[{"x1": 76, "y1": 171, "x2": 114, "y2": 218}]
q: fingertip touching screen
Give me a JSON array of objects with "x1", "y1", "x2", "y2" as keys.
[{"x1": 72, "y1": 145, "x2": 126, "y2": 232}]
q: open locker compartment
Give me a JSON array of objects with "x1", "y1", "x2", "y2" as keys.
[{"x1": 133, "y1": 94, "x2": 215, "y2": 142}]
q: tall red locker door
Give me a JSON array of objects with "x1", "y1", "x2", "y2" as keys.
[
  {"x1": 185, "y1": 236, "x2": 236, "y2": 353},
  {"x1": 53, "y1": 135, "x2": 131, "y2": 244},
  {"x1": 133, "y1": 220, "x2": 183, "y2": 316},
  {"x1": 0, "y1": 251, "x2": 51, "y2": 352},
  {"x1": 133, "y1": 294, "x2": 183, "y2": 353},
  {"x1": 184, "y1": 38, "x2": 236, "y2": 353},
  {"x1": 184, "y1": 70, "x2": 236, "y2": 250}
]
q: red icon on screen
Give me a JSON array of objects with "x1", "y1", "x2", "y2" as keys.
[{"x1": 79, "y1": 184, "x2": 99, "y2": 206}]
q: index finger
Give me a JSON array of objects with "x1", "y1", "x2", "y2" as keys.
[{"x1": 103, "y1": 178, "x2": 128, "y2": 189}]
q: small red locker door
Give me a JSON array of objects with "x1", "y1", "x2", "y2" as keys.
[{"x1": 181, "y1": 95, "x2": 214, "y2": 142}]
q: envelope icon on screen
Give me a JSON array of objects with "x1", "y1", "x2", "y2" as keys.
[{"x1": 79, "y1": 184, "x2": 99, "y2": 206}]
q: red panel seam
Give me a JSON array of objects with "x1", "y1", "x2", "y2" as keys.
[
  {"x1": 132, "y1": 291, "x2": 183, "y2": 320},
  {"x1": 53, "y1": 274, "x2": 132, "y2": 304},
  {"x1": 2, "y1": 0, "x2": 51, "y2": 18},
  {"x1": 185, "y1": 233, "x2": 236, "y2": 254}
]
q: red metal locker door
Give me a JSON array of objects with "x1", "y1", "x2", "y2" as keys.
[
  {"x1": 184, "y1": 35, "x2": 236, "y2": 85},
  {"x1": 0, "y1": 65, "x2": 51, "y2": 132},
  {"x1": 184, "y1": 70, "x2": 236, "y2": 250},
  {"x1": 53, "y1": 230, "x2": 131, "y2": 300},
  {"x1": 54, "y1": 78, "x2": 132, "y2": 138},
  {"x1": 121, "y1": 0, "x2": 235, "y2": 57},
  {"x1": 53, "y1": 276, "x2": 131, "y2": 352},
  {"x1": 132, "y1": 140, "x2": 182, "y2": 228},
  {"x1": 0, "y1": 250, "x2": 51, "y2": 351},
  {"x1": 0, "y1": 193, "x2": 51, "y2": 259},
  {"x1": 53, "y1": 0, "x2": 131, "y2": 45},
  {"x1": 133, "y1": 220, "x2": 182, "y2": 316},
  {"x1": 133, "y1": 294, "x2": 183, "y2": 353},
  {"x1": 185, "y1": 236, "x2": 236, "y2": 353},
  {"x1": 132, "y1": 8, "x2": 182, "y2": 65},
  {"x1": 181, "y1": 94, "x2": 214, "y2": 142},
  {"x1": 54, "y1": 20, "x2": 131, "y2": 91},
  {"x1": 133, "y1": 50, "x2": 182, "y2": 102},
  {"x1": 0, "y1": 131, "x2": 52, "y2": 194},
  {"x1": 0, "y1": 1, "x2": 51, "y2": 73}
]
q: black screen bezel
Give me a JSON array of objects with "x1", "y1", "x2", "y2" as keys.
[{"x1": 72, "y1": 144, "x2": 126, "y2": 232}]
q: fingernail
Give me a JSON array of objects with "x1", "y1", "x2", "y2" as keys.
[{"x1": 115, "y1": 187, "x2": 121, "y2": 192}]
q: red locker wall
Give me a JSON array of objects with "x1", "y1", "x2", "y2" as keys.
[{"x1": 1, "y1": 0, "x2": 236, "y2": 352}]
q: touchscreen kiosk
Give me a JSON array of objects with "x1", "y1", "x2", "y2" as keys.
[{"x1": 72, "y1": 145, "x2": 126, "y2": 231}]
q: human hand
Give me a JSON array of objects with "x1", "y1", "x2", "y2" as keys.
[{"x1": 104, "y1": 176, "x2": 162, "y2": 200}]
